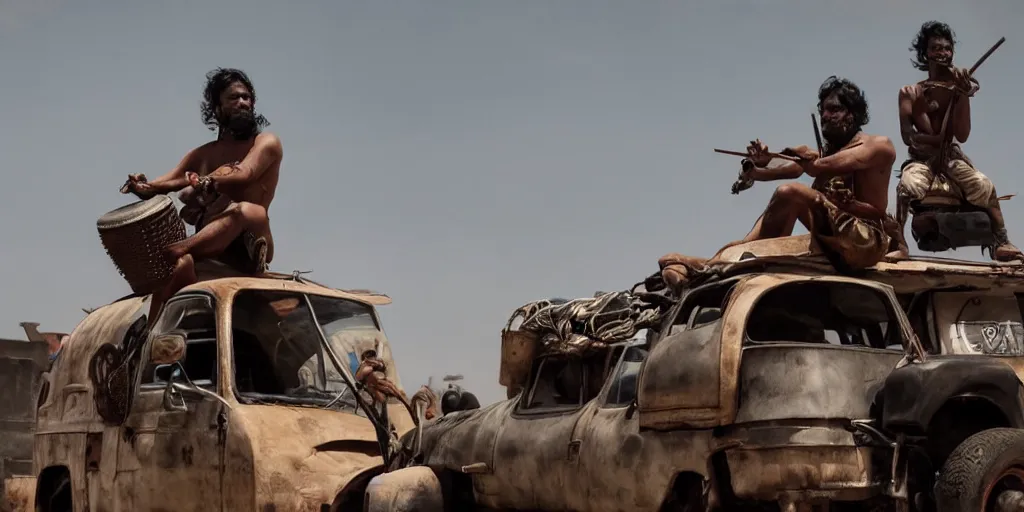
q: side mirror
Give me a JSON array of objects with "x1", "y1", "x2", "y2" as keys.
[
  {"x1": 150, "y1": 331, "x2": 187, "y2": 366},
  {"x1": 162, "y1": 365, "x2": 188, "y2": 412},
  {"x1": 151, "y1": 332, "x2": 188, "y2": 413}
]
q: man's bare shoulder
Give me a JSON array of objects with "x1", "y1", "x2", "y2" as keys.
[
  {"x1": 862, "y1": 133, "x2": 894, "y2": 146},
  {"x1": 253, "y1": 131, "x2": 283, "y2": 157},
  {"x1": 862, "y1": 133, "x2": 897, "y2": 162},
  {"x1": 255, "y1": 131, "x2": 282, "y2": 148}
]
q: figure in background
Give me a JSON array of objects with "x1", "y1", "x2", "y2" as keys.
[
  {"x1": 893, "y1": 21, "x2": 1021, "y2": 261},
  {"x1": 723, "y1": 76, "x2": 898, "y2": 272},
  {"x1": 121, "y1": 67, "x2": 283, "y2": 324}
]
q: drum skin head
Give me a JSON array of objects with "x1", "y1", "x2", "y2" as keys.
[{"x1": 97, "y1": 195, "x2": 175, "y2": 231}]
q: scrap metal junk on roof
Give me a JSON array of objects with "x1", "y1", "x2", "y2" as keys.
[
  {"x1": 498, "y1": 290, "x2": 663, "y2": 398},
  {"x1": 96, "y1": 195, "x2": 187, "y2": 295},
  {"x1": 508, "y1": 291, "x2": 662, "y2": 357}
]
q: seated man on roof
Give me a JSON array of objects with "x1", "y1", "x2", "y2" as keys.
[
  {"x1": 893, "y1": 21, "x2": 1021, "y2": 261},
  {"x1": 121, "y1": 68, "x2": 282, "y2": 324},
  {"x1": 722, "y1": 76, "x2": 900, "y2": 272}
]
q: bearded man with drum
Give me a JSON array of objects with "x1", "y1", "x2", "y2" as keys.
[{"x1": 121, "y1": 67, "x2": 282, "y2": 322}]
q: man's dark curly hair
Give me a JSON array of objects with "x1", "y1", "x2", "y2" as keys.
[
  {"x1": 817, "y1": 76, "x2": 870, "y2": 128},
  {"x1": 910, "y1": 21, "x2": 956, "y2": 71},
  {"x1": 200, "y1": 67, "x2": 270, "y2": 131}
]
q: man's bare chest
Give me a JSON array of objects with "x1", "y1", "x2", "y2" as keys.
[
  {"x1": 196, "y1": 145, "x2": 253, "y2": 176},
  {"x1": 918, "y1": 85, "x2": 956, "y2": 124}
]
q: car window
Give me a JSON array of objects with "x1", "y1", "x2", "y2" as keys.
[
  {"x1": 140, "y1": 294, "x2": 217, "y2": 389},
  {"x1": 228, "y1": 290, "x2": 380, "y2": 411},
  {"x1": 605, "y1": 346, "x2": 648, "y2": 407},
  {"x1": 521, "y1": 357, "x2": 584, "y2": 411},
  {"x1": 745, "y1": 282, "x2": 903, "y2": 350},
  {"x1": 664, "y1": 281, "x2": 736, "y2": 336}
]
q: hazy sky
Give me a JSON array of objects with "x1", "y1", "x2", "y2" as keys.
[{"x1": 2, "y1": 1, "x2": 1022, "y2": 404}]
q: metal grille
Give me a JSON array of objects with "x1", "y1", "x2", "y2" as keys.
[{"x1": 97, "y1": 196, "x2": 187, "y2": 295}]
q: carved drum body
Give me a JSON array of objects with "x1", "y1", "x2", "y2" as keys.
[{"x1": 96, "y1": 195, "x2": 187, "y2": 295}]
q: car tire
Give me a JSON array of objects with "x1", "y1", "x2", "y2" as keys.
[
  {"x1": 364, "y1": 467, "x2": 445, "y2": 512},
  {"x1": 934, "y1": 427, "x2": 1024, "y2": 512}
]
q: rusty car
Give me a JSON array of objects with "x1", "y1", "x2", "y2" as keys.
[
  {"x1": 367, "y1": 234, "x2": 1024, "y2": 512},
  {"x1": 31, "y1": 261, "x2": 419, "y2": 512}
]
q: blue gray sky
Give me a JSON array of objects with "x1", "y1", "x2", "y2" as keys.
[{"x1": 2, "y1": 1, "x2": 1022, "y2": 403}]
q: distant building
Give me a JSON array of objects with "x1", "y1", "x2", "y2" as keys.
[
  {"x1": 0, "y1": 334, "x2": 51, "y2": 482},
  {"x1": 19, "y1": 322, "x2": 67, "y2": 360}
]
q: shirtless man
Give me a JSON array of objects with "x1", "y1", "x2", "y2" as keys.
[
  {"x1": 723, "y1": 76, "x2": 898, "y2": 271},
  {"x1": 122, "y1": 67, "x2": 283, "y2": 323},
  {"x1": 894, "y1": 21, "x2": 1021, "y2": 261}
]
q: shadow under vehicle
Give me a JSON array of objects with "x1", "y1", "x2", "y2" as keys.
[
  {"x1": 367, "y1": 234, "x2": 1024, "y2": 512},
  {"x1": 32, "y1": 262, "x2": 417, "y2": 512}
]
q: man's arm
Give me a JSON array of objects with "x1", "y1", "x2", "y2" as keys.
[
  {"x1": 899, "y1": 85, "x2": 944, "y2": 148},
  {"x1": 207, "y1": 133, "x2": 283, "y2": 188},
  {"x1": 743, "y1": 144, "x2": 816, "y2": 182},
  {"x1": 802, "y1": 136, "x2": 897, "y2": 179},
  {"x1": 898, "y1": 86, "x2": 919, "y2": 148},
  {"x1": 748, "y1": 161, "x2": 804, "y2": 181},
  {"x1": 952, "y1": 95, "x2": 972, "y2": 143},
  {"x1": 950, "y1": 67, "x2": 978, "y2": 143},
  {"x1": 128, "y1": 147, "x2": 199, "y2": 197}
]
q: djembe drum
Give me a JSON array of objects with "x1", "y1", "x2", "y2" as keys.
[{"x1": 97, "y1": 195, "x2": 187, "y2": 295}]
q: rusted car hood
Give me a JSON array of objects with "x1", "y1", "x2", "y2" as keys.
[{"x1": 231, "y1": 404, "x2": 385, "y2": 508}]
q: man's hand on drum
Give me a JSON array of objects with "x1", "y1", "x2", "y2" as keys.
[
  {"x1": 120, "y1": 173, "x2": 157, "y2": 200},
  {"x1": 185, "y1": 171, "x2": 217, "y2": 194}
]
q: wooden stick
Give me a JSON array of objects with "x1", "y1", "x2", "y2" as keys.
[
  {"x1": 969, "y1": 36, "x2": 1005, "y2": 75},
  {"x1": 811, "y1": 113, "x2": 825, "y2": 155},
  {"x1": 713, "y1": 148, "x2": 801, "y2": 162},
  {"x1": 936, "y1": 37, "x2": 1006, "y2": 148}
]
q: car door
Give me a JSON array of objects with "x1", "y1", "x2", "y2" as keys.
[
  {"x1": 114, "y1": 293, "x2": 226, "y2": 511},
  {"x1": 636, "y1": 278, "x2": 742, "y2": 430},
  {"x1": 569, "y1": 340, "x2": 670, "y2": 512},
  {"x1": 489, "y1": 353, "x2": 591, "y2": 510}
]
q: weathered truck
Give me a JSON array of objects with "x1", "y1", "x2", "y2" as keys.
[
  {"x1": 368, "y1": 234, "x2": 1024, "y2": 512},
  {"x1": 31, "y1": 261, "x2": 418, "y2": 511}
]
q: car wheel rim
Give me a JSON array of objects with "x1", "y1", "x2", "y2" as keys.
[{"x1": 984, "y1": 466, "x2": 1024, "y2": 512}]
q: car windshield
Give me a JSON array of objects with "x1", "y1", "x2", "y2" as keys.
[{"x1": 230, "y1": 289, "x2": 383, "y2": 412}]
